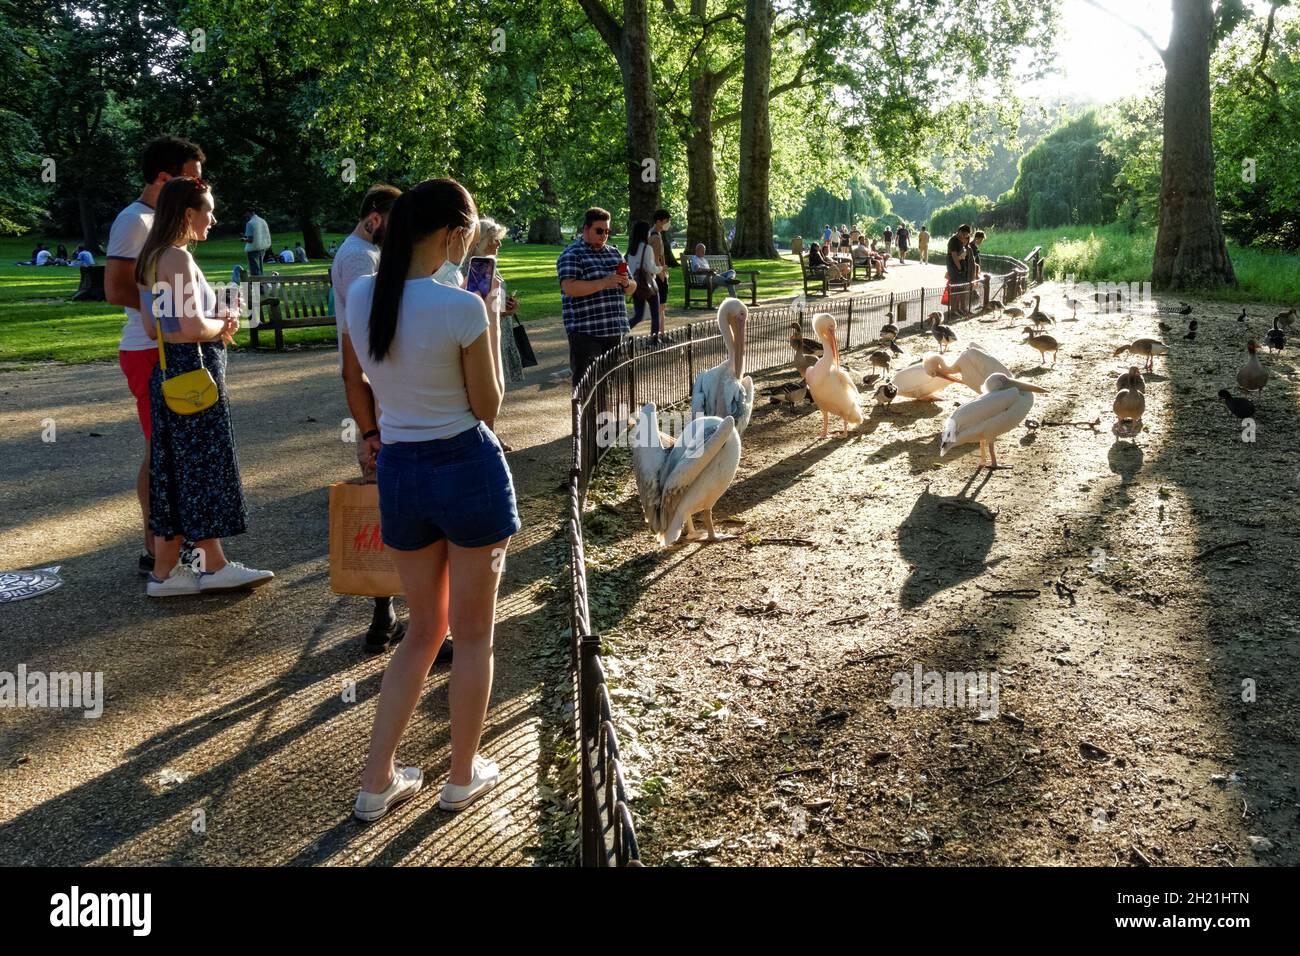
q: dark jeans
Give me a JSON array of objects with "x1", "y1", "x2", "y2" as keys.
[
  {"x1": 247, "y1": 251, "x2": 264, "y2": 277},
  {"x1": 567, "y1": 329, "x2": 624, "y2": 387}
]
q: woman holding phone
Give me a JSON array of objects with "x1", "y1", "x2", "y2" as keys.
[
  {"x1": 462, "y1": 217, "x2": 524, "y2": 450},
  {"x1": 347, "y1": 178, "x2": 520, "y2": 820}
]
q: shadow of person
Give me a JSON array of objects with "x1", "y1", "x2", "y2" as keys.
[{"x1": 898, "y1": 476, "x2": 1001, "y2": 609}]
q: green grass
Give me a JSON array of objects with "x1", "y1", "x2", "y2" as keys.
[
  {"x1": 0, "y1": 234, "x2": 805, "y2": 366},
  {"x1": 977, "y1": 223, "x2": 1300, "y2": 304}
]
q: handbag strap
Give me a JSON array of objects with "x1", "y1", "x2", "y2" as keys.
[{"x1": 149, "y1": 256, "x2": 206, "y2": 377}]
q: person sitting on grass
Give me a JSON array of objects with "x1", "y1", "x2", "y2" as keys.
[
  {"x1": 294, "y1": 241, "x2": 308, "y2": 263},
  {"x1": 689, "y1": 242, "x2": 739, "y2": 297},
  {"x1": 73, "y1": 245, "x2": 95, "y2": 266}
]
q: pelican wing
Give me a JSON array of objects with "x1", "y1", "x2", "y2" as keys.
[
  {"x1": 629, "y1": 403, "x2": 670, "y2": 530},
  {"x1": 659, "y1": 415, "x2": 738, "y2": 536},
  {"x1": 730, "y1": 375, "x2": 755, "y2": 435},
  {"x1": 955, "y1": 347, "x2": 1009, "y2": 391},
  {"x1": 892, "y1": 360, "x2": 947, "y2": 399},
  {"x1": 940, "y1": 387, "x2": 1028, "y2": 454}
]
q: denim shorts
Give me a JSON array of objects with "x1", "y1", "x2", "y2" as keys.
[{"x1": 376, "y1": 423, "x2": 521, "y2": 550}]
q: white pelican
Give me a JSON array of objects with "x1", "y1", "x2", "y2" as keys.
[
  {"x1": 692, "y1": 297, "x2": 754, "y2": 435},
  {"x1": 805, "y1": 312, "x2": 863, "y2": 437},
  {"x1": 891, "y1": 353, "x2": 960, "y2": 400},
  {"x1": 939, "y1": 373, "x2": 1047, "y2": 469},
  {"x1": 938, "y1": 344, "x2": 1010, "y2": 393},
  {"x1": 630, "y1": 403, "x2": 741, "y2": 545}
]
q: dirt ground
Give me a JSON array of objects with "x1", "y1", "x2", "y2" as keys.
[{"x1": 582, "y1": 284, "x2": 1300, "y2": 866}]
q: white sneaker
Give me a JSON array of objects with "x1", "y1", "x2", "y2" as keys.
[
  {"x1": 146, "y1": 565, "x2": 202, "y2": 598},
  {"x1": 198, "y1": 561, "x2": 275, "y2": 592},
  {"x1": 439, "y1": 755, "x2": 500, "y2": 812},
  {"x1": 354, "y1": 765, "x2": 424, "y2": 822}
]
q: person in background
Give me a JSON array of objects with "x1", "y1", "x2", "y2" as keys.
[
  {"x1": 917, "y1": 224, "x2": 930, "y2": 265},
  {"x1": 105, "y1": 135, "x2": 206, "y2": 578},
  {"x1": 55, "y1": 244, "x2": 70, "y2": 262},
  {"x1": 134, "y1": 176, "x2": 273, "y2": 597},
  {"x1": 278, "y1": 246, "x2": 295, "y2": 264},
  {"x1": 35, "y1": 247, "x2": 53, "y2": 265},
  {"x1": 650, "y1": 209, "x2": 672, "y2": 338},
  {"x1": 838, "y1": 225, "x2": 850, "y2": 252},
  {"x1": 327, "y1": 239, "x2": 338, "y2": 256},
  {"x1": 335, "y1": 184, "x2": 452, "y2": 658},
  {"x1": 557, "y1": 207, "x2": 635, "y2": 384},
  {"x1": 462, "y1": 215, "x2": 526, "y2": 448},
  {"x1": 822, "y1": 223, "x2": 833, "y2": 246},
  {"x1": 947, "y1": 223, "x2": 972, "y2": 316},
  {"x1": 625, "y1": 219, "x2": 659, "y2": 334},
  {"x1": 243, "y1": 210, "x2": 271, "y2": 276},
  {"x1": 348, "y1": 178, "x2": 519, "y2": 821},
  {"x1": 809, "y1": 241, "x2": 851, "y2": 282},
  {"x1": 72, "y1": 245, "x2": 95, "y2": 266},
  {"x1": 895, "y1": 221, "x2": 909, "y2": 264},
  {"x1": 294, "y1": 240, "x2": 308, "y2": 263},
  {"x1": 689, "y1": 242, "x2": 739, "y2": 298},
  {"x1": 970, "y1": 229, "x2": 985, "y2": 280},
  {"x1": 882, "y1": 223, "x2": 893, "y2": 256},
  {"x1": 30, "y1": 243, "x2": 45, "y2": 263}
]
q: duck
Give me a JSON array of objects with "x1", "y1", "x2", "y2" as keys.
[
  {"x1": 861, "y1": 372, "x2": 881, "y2": 388},
  {"x1": 878, "y1": 322, "x2": 904, "y2": 355},
  {"x1": 805, "y1": 312, "x2": 864, "y2": 437},
  {"x1": 1276, "y1": 308, "x2": 1296, "y2": 329},
  {"x1": 766, "y1": 381, "x2": 812, "y2": 405},
  {"x1": 1236, "y1": 340, "x2": 1268, "y2": 393},
  {"x1": 937, "y1": 344, "x2": 1010, "y2": 393},
  {"x1": 1116, "y1": 366, "x2": 1145, "y2": 393},
  {"x1": 1265, "y1": 317, "x2": 1286, "y2": 355},
  {"x1": 1112, "y1": 387, "x2": 1145, "y2": 438},
  {"x1": 1002, "y1": 306, "x2": 1025, "y2": 320},
  {"x1": 1237, "y1": 307, "x2": 1247, "y2": 323},
  {"x1": 1022, "y1": 328, "x2": 1060, "y2": 366},
  {"x1": 939, "y1": 373, "x2": 1047, "y2": 469},
  {"x1": 789, "y1": 320, "x2": 822, "y2": 355},
  {"x1": 1183, "y1": 320, "x2": 1198, "y2": 342},
  {"x1": 1027, "y1": 295, "x2": 1053, "y2": 327},
  {"x1": 874, "y1": 382, "x2": 898, "y2": 412},
  {"x1": 868, "y1": 349, "x2": 893, "y2": 377},
  {"x1": 926, "y1": 310, "x2": 944, "y2": 329},
  {"x1": 1065, "y1": 295, "x2": 1082, "y2": 318},
  {"x1": 790, "y1": 327, "x2": 818, "y2": 380},
  {"x1": 692, "y1": 298, "x2": 754, "y2": 436},
  {"x1": 1177, "y1": 302, "x2": 1193, "y2": 316},
  {"x1": 891, "y1": 353, "x2": 961, "y2": 400},
  {"x1": 932, "y1": 322, "x2": 958, "y2": 352},
  {"x1": 1158, "y1": 321, "x2": 1172, "y2": 334},
  {"x1": 630, "y1": 402, "x2": 742, "y2": 546},
  {"x1": 1113, "y1": 338, "x2": 1168, "y2": 372},
  {"x1": 984, "y1": 299, "x2": 1004, "y2": 313},
  {"x1": 1218, "y1": 389, "x2": 1256, "y2": 421}
]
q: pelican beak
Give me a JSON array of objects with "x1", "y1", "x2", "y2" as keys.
[
  {"x1": 1009, "y1": 378, "x2": 1048, "y2": 393},
  {"x1": 940, "y1": 372, "x2": 962, "y2": 384},
  {"x1": 829, "y1": 329, "x2": 841, "y2": 368},
  {"x1": 733, "y1": 315, "x2": 746, "y2": 378}
]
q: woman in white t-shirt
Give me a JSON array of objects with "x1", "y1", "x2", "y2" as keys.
[
  {"x1": 347, "y1": 178, "x2": 521, "y2": 821},
  {"x1": 625, "y1": 219, "x2": 661, "y2": 332}
]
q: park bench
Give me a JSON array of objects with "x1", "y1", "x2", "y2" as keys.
[
  {"x1": 249, "y1": 272, "x2": 334, "y2": 351},
  {"x1": 799, "y1": 253, "x2": 850, "y2": 297},
  {"x1": 681, "y1": 253, "x2": 758, "y2": 308}
]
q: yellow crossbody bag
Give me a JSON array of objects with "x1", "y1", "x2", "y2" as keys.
[{"x1": 155, "y1": 311, "x2": 218, "y2": 415}]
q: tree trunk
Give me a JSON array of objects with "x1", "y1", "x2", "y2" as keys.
[
  {"x1": 77, "y1": 188, "x2": 101, "y2": 255},
  {"x1": 299, "y1": 214, "x2": 327, "y2": 260},
  {"x1": 1152, "y1": 0, "x2": 1235, "y2": 289},
  {"x1": 529, "y1": 176, "x2": 563, "y2": 244},
  {"x1": 731, "y1": 0, "x2": 777, "y2": 259},
  {"x1": 684, "y1": 73, "x2": 728, "y2": 254},
  {"x1": 621, "y1": 0, "x2": 661, "y2": 229}
]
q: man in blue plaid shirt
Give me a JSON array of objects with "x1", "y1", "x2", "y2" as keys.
[{"x1": 557, "y1": 207, "x2": 636, "y2": 383}]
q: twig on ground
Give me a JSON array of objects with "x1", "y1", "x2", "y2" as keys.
[
  {"x1": 744, "y1": 537, "x2": 817, "y2": 548},
  {"x1": 820, "y1": 824, "x2": 920, "y2": 861},
  {"x1": 775, "y1": 765, "x2": 823, "y2": 779},
  {"x1": 844, "y1": 652, "x2": 900, "y2": 665},
  {"x1": 826, "y1": 611, "x2": 875, "y2": 625},
  {"x1": 1027, "y1": 416, "x2": 1102, "y2": 431},
  {"x1": 975, "y1": 585, "x2": 1041, "y2": 599},
  {"x1": 1193, "y1": 540, "x2": 1250, "y2": 562},
  {"x1": 987, "y1": 758, "x2": 1023, "y2": 786}
]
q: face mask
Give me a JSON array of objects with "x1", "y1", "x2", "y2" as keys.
[{"x1": 432, "y1": 228, "x2": 466, "y2": 286}]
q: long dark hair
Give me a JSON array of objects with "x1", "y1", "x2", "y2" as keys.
[
  {"x1": 627, "y1": 219, "x2": 650, "y2": 258},
  {"x1": 135, "y1": 176, "x2": 211, "y2": 287},
  {"x1": 368, "y1": 178, "x2": 477, "y2": 362}
]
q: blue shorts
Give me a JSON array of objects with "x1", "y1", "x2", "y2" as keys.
[{"x1": 376, "y1": 423, "x2": 521, "y2": 550}]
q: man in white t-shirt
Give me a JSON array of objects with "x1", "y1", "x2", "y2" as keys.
[
  {"x1": 332, "y1": 184, "x2": 450, "y2": 661},
  {"x1": 73, "y1": 247, "x2": 95, "y2": 267},
  {"x1": 35, "y1": 248, "x2": 52, "y2": 266},
  {"x1": 104, "y1": 135, "x2": 205, "y2": 578},
  {"x1": 243, "y1": 211, "x2": 271, "y2": 276}
]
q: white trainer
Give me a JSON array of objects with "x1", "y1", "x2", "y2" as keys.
[
  {"x1": 146, "y1": 565, "x2": 202, "y2": 598},
  {"x1": 354, "y1": 765, "x2": 423, "y2": 822},
  {"x1": 439, "y1": 755, "x2": 500, "y2": 812},
  {"x1": 198, "y1": 561, "x2": 275, "y2": 592}
]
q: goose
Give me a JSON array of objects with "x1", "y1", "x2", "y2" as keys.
[
  {"x1": 1003, "y1": 306, "x2": 1025, "y2": 321},
  {"x1": 874, "y1": 382, "x2": 898, "y2": 412},
  {"x1": 1113, "y1": 338, "x2": 1168, "y2": 372},
  {"x1": 939, "y1": 373, "x2": 1047, "y2": 470},
  {"x1": 1027, "y1": 295, "x2": 1053, "y2": 327},
  {"x1": 868, "y1": 349, "x2": 893, "y2": 377},
  {"x1": 1065, "y1": 295, "x2": 1082, "y2": 318},
  {"x1": 938, "y1": 344, "x2": 1010, "y2": 393},
  {"x1": 630, "y1": 403, "x2": 741, "y2": 546},
  {"x1": 1218, "y1": 389, "x2": 1255, "y2": 421},
  {"x1": 789, "y1": 320, "x2": 822, "y2": 355},
  {"x1": 805, "y1": 312, "x2": 864, "y2": 437},
  {"x1": 982, "y1": 299, "x2": 1004, "y2": 314},
  {"x1": 926, "y1": 310, "x2": 944, "y2": 329},
  {"x1": 1236, "y1": 340, "x2": 1268, "y2": 393},
  {"x1": 861, "y1": 372, "x2": 881, "y2": 388},
  {"x1": 932, "y1": 322, "x2": 958, "y2": 352},
  {"x1": 878, "y1": 322, "x2": 904, "y2": 355},
  {"x1": 1275, "y1": 308, "x2": 1296, "y2": 330},
  {"x1": 1265, "y1": 317, "x2": 1286, "y2": 355},
  {"x1": 790, "y1": 327, "x2": 818, "y2": 380},
  {"x1": 1116, "y1": 366, "x2": 1145, "y2": 393},
  {"x1": 1112, "y1": 387, "x2": 1146, "y2": 439},
  {"x1": 766, "y1": 381, "x2": 812, "y2": 405},
  {"x1": 1237, "y1": 308, "x2": 1247, "y2": 323},
  {"x1": 692, "y1": 298, "x2": 754, "y2": 435},
  {"x1": 1022, "y1": 328, "x2": 1060, "y2": 366},
  {"x1": 891, "y1": 353, "x2": 961, "y2": 400}
]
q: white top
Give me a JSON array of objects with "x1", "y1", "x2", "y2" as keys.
[
  {"x1": 625, "y1": 243, "x2": 657, "y2": 278},
  {"x1": 346, "y1": 275, "x2": 489, "y2": 442},
  {"x1": 330, "y1": 232, "x2": 380, "y2": 362},
  {"x1": 35, "y1": 249, "x2": 51, "y2": 265},
  {"x1": 74, "y1": 250, "x2": 94, "y2": 266},
  {"x1": 244, "y1": 214, "x2": 271, "y2": 252},
  {"x1": 279, "y1": 250, "x2": 295, "y2": 263},
  {"x1": 106, "y1": 200, "x2": 154, "y2": 351}
]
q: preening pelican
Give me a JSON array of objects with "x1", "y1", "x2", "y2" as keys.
[
  {"x1": 938, "y1": 344, "x2": 1010, "y2": 392},
  {"x1": 630, "y1": 403, "x2": 741, "y2": 546},
  {"x1": 891, "y1": 353, "x2": 960, "y2": 400},
  {"x1": 939, "y1": 373, "x2": 1047, "y2": 469},
  {"x1": 806, "y1": 312, "x2": 864, "y2": 437},
  {"x1": 692, "y1": 297, "x2": 754, "y2": 435}
]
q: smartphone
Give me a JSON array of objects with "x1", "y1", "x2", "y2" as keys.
[{"x1": 465, "y1": 255, "x2": 496, "y2": 299}]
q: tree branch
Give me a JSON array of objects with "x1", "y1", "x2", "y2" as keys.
[
  {"x1": 576, "y1": 0, "x2": 625, "y2": 61},
  {"x1": 1080, "y1": 0, "x2": 1166, "y2": 61}
]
